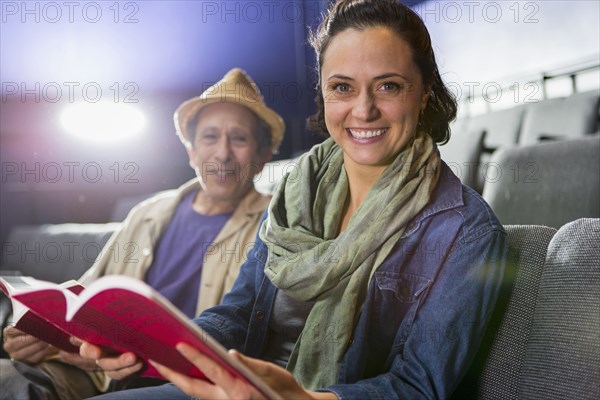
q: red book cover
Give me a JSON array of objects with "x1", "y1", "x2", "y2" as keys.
[
  {"x1": 0, "y1": 277, "x2": 83, "y2": 353},
  {"x1": 0, "y1": 275, "x2": 280, "y2": 400}
]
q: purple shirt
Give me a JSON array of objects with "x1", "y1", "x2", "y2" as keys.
[{"x1": 145, "y1": 190, "x2": 232, "y2": 318}]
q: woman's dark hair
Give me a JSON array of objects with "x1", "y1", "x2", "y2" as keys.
[{"x1": 307, "y1": 0, "x2": 457, "y2": 144}]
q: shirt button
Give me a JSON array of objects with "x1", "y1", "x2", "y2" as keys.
[
  {"x1": 256, "y1": 310, "x2": 265, "y2": 319},
  {"x1": 142, "y1": 248, "x2": 151, "y2": 256}
]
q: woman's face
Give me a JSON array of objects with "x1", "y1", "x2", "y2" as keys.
[{"x1": 321, "y1": 26, "x2": 429, "y2": 173}]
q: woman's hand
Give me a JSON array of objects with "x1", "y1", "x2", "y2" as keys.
[
  {"x1": 2, "y1": 326, "x2": 55, "y2": 364},
  {"x1": 78, "y1": 339, "x2": 144, "y2": 379},
  {"x1": 151, "y1": 343, "x2": 336, "y2": 400}
]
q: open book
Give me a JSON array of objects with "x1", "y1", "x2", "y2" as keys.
[
  {"x1": 0, "y1": 275, "x2": 281, "y2": 400},
  {"x1": 0, "y1": 277, "x2": 84, "y2": 353}
]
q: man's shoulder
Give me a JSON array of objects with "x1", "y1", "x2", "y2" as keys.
[
  {"x1": 131, "y1": 183, "x2": 271, "y2": 219},
  {"x1": 125, "y1": 180, "x2": 199, "y2": 221}
]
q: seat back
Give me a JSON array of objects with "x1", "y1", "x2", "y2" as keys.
[
  {"x1": 470, "y1": 105, "x2": 526, "y2": 149},
  {"x1": 482, "y1": 135, "x2": 600, "y2": 227},
  {"x1": 439, "y1": 128, "x2": 486, "y2": 191},
  {"x1": 518, "y1": 218, "x2": 600, "y2": 399},
  {"x1": 446, "y1": 107, "x2": 526, "y2": 192},
  {"x1": 452, "y1": 224, "x2": 556, "y2": 399},
  {"x1": 519, "y1": 90, "x2": 600, "y2": 145}
]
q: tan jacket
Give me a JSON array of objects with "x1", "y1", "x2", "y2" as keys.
[{"x1": 80, "y1": 179, "x2": 271, "y2": 316}]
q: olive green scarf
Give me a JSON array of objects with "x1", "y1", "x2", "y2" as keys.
[{"x1": 259, "y1": 131, "x2": 440, "y2": 389}]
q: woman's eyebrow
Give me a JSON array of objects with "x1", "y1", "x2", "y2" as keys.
[
  {"x1": 325, "y1": 72, "x2": 411, "y2": 81},
  {"x1": 373, "y1": 72, "x2": 410, "y2": 81},
  {"x1": 326, "y1": 74, "x2": 354, "y2": 81}
]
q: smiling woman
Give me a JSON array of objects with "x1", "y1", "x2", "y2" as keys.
[
  {"x1": 320, "y1": 26, "x2": 429, "y2": 185},
  {"x1": 60, "y1": 102, "x2": 146, "y2": 143}
]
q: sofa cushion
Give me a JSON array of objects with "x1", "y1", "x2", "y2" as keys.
[
  {"x1": 451, "y1": 224, "x2": 556, "y2": 399},
  {"x1": 1, "y1": 223, "x2": 120, "y2": 283},
  {"x1": 482, "y1": 135, "x2": 600, "y2": 227},
  {"x1": 518, "y1": 218, "x2": 600, "y2": 399}
]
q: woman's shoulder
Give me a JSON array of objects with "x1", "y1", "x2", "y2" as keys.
[
  {"x1": 409, "y1": 162, "x2": 504, "y2": 243},
  {"x1": 458, "y1": 183, "x2": 505, "y2": 241}
]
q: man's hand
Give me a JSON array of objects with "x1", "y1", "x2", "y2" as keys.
[
  {"x1": 57, "y1": 337, "x2": 102, "y2": 371},
  {"x1": 2, "y1": 326, "x2": 55, "y2": 364},
  {"x1": 79, "y1": 340, "x2": 143, "y2": 380}
]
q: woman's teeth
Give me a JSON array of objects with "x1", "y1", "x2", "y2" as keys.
[{"x1": 348, "y1": 128, "x2": 386, "y2": 139}]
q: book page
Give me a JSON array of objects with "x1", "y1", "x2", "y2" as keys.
[{"x1": 0, "y1": 276, "x2": 80, "y2": 352}]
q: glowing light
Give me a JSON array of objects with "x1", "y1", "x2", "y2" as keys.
[{"x1": 61, "y1": 102, "x2": 145, "y2": 142}]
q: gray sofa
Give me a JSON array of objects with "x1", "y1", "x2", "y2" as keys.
[
  {"x1": 1, "y1": 223, "x2": 120, "y2": 283},
  {"x1": 453, "y1": 218, "x2": 600, "y2": 399}
]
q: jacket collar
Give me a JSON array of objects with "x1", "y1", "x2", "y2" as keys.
[
  {"x1": 142, "y1": 178, "x2": 270, "y2": 244},
  {"x1": 402, "y1": 161, "x2": 464, "y2": 237},
  {"x1": 211, "y1": 185, "x2": 271, "y2": 244},
  {"x1": 141, "y1": 178, "x2": 269, "y2": 223}
]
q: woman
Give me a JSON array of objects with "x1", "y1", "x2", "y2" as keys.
[{"x1": 84, "y1": 0, "x2": 507, "y2": 398}]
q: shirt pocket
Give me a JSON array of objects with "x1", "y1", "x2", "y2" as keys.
[
  {"x1": 374, "y1": 271, "x2": 431, "y2": 303},
  {"x1": 372, "y1": 271, "x2": 432, "y2": 349}
]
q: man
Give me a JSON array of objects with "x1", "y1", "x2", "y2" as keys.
[{"x1": 0, "y1": 68, "x2": 285, "y2": 399}]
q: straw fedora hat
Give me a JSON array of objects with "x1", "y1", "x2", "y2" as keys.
[{"x1": 174, "y1": 68, "x2": 285, "y2": 152}]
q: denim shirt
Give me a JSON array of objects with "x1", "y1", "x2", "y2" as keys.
[{"x1": 194, "y1": 163, "x2": 508, "y2": 399}]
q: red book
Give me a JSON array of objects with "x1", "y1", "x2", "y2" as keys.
[
  {"x1": 0, "y1": 275, "x2": 281, "y2": 400},
  {"x1": 1, "y1": 276, "x2": 84, "y2": 353}
]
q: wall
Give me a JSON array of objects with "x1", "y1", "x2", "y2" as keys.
[{"x1": 416, "y1": 0, "x2": 600, "y2": 115}]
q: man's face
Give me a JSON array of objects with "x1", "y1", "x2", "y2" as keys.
[{"x1": 188, "y1": 102, "x2": 271, "y2": 203}]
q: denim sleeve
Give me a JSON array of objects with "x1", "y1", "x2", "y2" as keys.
[
  {"x1": 324, "y1": 227, "x2": 508, "y2": 400},
  {"x1": 192, "y1": 213, "x2": 269, "y2": 351}
]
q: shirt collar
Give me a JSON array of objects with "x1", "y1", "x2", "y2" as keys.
[{"x1": 402, "y1": 161, "x2": 464, "y2": 236}]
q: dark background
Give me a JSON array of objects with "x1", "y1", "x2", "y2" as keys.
[
  {"x1": 12, "y1": 0, "x2": 596, "y2": 253},
  {"x1": 6, "y1": 1, "x2": 437, "y2": 249}
]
